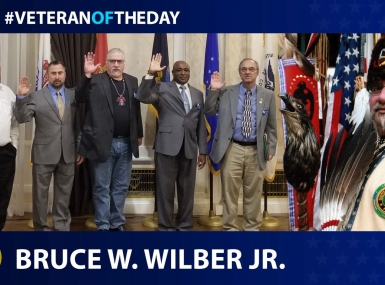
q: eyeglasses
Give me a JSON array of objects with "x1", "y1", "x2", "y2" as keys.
[
  {"x1": 367, "y1": 83, "x2": 385, "y2": 95},
  {"x1": 240, "y1": 67, "x2": 258, "y2": 73},
  {"x1": 107, "y1": 59, "x2": 125, "y2": 65}
]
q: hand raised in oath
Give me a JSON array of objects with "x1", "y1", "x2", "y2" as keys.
[
  {"x1": 18, "y1": 77, "x2": 31, "y2": 96},
  {"x1": 209, "y1": 72, "x2": 225, "y2": 90},
  {"x1": 84, "y1": 52, "x2": 101, "y2": 77}
]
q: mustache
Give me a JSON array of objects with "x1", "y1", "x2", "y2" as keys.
[
  {"x1": 374, "y1": 103, "x2": 385, "y2": 112},
  {"x1": 371, "y1": 103, "x2": 385, "y2": 127}
]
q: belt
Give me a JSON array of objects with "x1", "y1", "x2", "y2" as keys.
[
  {"x1": 113, "y1": 135, "x2": 128, "y2": 139},
  {"x1": 233, "y1": 140, "x2": 257, "y2": 146}
]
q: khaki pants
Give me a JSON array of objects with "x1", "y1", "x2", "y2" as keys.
[{"x1": 220, "y1": 142, "x2": 264, "y2": 231}]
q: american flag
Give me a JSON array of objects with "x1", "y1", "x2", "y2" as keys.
[
  {"x1": 325, "y1": 33, "x2": 361, "y2": 139},
  {"x1": 313, "y1": 34, "x2": 361, "y2": 230}
]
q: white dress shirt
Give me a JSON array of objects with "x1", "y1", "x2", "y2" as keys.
[
  {"x1": 0, "y1": 83, "x2": 19, "y2": 148},
  {"x1": 175, "y1": 82, "x2": 192, "y2": 111}
]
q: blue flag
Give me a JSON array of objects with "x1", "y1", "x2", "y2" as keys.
[{"x1": 203, "y1": 33, "x2": 220, "y2": 175}]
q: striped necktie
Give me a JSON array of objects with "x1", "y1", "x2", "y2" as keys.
[
  {"x1": 241, "y1": 89, "x2": 252, "y2": 138},
  {"x1": 56, "y1": 91, "x2": 65, "y2": 120},
  {"x1": 179, "y1": 85, "x2": 190, "y2": 114}
]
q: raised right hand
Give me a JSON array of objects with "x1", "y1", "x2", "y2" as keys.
[
  {"x1": 210, "y1": 72, "x2": 225, "y2": 90},
  {"x1": 18, "y1": 77, "x2": 31, "y2": 96},
  {"x1": 148, "y1": 53, "x2": 166, "y2": 73},
  {"x1": 84, "y1": 52, "x2": 101, "y2": 76}
]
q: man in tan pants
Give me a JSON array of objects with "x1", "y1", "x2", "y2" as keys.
[{"x1": 204, "y1": 59, "x2": 277, "y2": 231}]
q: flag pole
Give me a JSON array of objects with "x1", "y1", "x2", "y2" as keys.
[
  {"x1": 259, "y1": 33, "x2": 280, "y2": 228},
  {"x1": 142, "y1": 115, "x2": 160, "y2": 228},
  {"x1": 142, "y1": 153, "x2": 158, "y2": 228},
  {"x1": 28, "y1": 217, "x2": 53, "y2": 228},
  {"x1": 141, "y1": 181, "x2": 158, "y2": 228},
  {"x1": 197, "y1": 166, "x2": 222, "y2": 227},
  {"x1": 198, "y1": 33, "x2": 222, "y2": 228},
  {"x1": 141, "y1": 34, "x2": 169, "y2": 229},
  {"x1": 262, "y1": 179, "x2": 280, "y2": 227}
]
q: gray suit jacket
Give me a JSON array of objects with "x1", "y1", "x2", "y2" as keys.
[
  {"x1": 204, "y1": 84, "x2": 277, "y2": 170},
  {"x1": 15, "y1": 86, "x2": 77, "y2": 165},
  {"x1": 137, "y1": 79, "x2": 207, "y2": 159}
]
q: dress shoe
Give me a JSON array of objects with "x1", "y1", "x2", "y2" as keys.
[
  {"x1": 110, "y1": 225, "x2": 126, "y2": 231},
  {"x1": 98, "y1": 229, "x2": 108, "y2": 231}
]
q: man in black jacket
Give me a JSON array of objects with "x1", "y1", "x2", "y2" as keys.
[{"x1": 76, "y1": 49, "x2": 143, "y2": 231}]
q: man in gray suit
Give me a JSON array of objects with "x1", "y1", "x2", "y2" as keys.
[
  {"x1": 205, "y1": 58, "x2": 277, "y2": 231},
  {"x1": 136, "y1": 54, "x2": 207, "y2": 231},
  {"x1": 16, "y1": 61, "x2": 83, "y2": 231}
]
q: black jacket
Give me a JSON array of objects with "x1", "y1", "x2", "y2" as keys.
[{"x1": 75, "y1": 72, "x2": 143, "y2": 162}]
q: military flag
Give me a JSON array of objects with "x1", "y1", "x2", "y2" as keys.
[
  {"x1": 94, "y1": 33, "x2": 108, "y2": 74},
  {"x1": 259, "y1": 33, "x2": 278, "y2": 181}
]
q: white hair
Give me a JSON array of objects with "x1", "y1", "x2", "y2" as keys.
[{"x1": 106, "y1": 48, "x2": 125, "y2": 60}]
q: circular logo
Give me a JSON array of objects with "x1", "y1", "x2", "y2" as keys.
[{"x1": 373, "y1": 183, "x2": 385, "y2": 218}]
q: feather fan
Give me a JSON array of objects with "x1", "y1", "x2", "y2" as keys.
[{"x1": 319, "y1": 121, "x2": 377, "y2": 230}]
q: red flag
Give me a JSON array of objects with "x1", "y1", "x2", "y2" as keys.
[
  {"x1": 278, "y1": 58, "x2": 321, "y2": 229},
  {"x1": 94, "y1": 33, "x2": 108, "y2": 74}
]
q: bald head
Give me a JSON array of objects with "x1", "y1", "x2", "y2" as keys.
[{"x1": 172, "y1": 61, "x2": 190, "y2": 85}]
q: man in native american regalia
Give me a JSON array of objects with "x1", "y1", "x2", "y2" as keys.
[{"x1": 338, "y1": 38, "x2": 385, "y2": 231}]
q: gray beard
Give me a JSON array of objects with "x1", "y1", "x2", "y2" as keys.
[
  {"x1": 371, "y1": 104, "x2": 385, "y2": 136},
  {"x1": 381, "y1": 114, "x2": 385, "y2": 130},
  {"x1": 109, "y1": 71, "x2": 122, "y2": 78}
]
